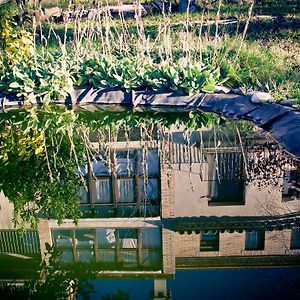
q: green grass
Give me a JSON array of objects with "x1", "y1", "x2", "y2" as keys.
[{"x1": 1, "y1": 0, "x2": 300, "y2": 102}]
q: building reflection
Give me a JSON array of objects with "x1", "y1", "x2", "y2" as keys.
[{"x1": 0, "y1": 127, "x2": 300, "y2": 299}]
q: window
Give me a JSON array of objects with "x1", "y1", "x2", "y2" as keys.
[
  {"x1": 208, "y1": 152, "x2": 245, "y2": 206},
  {"x1": 52, "y1": 230, "x2": 74, "y2": 263},
  {"x1": 53, "y1": 227, "x2": 162, "y2": 269},
  {"x1": 80, "y1": 149, "x2": 160, "y2": 208},
  {"x1": 283, "y1": 169, "x2": 300, "y2": 200},
  {"x1": 96, "y1": 228, "x2": 116, "y2": 263},
  {"x1": 200, "y1": 231, "x2": 219, "y2": 252},
  {"x1": 245, "y1": 230, "x2": 265, "y2": 250},
  {"x1": 75, "y1": 229, "x2": 95, "y2": 263},
  {"x1": 52, "y1": 229, "x2": 96, "y2": 263},
  {"x1": 95, "y1": 179, "x2": 112, "y2": 203},
  {"x1": 290, "y1": 228, "x2": 300, "y2": 250}
]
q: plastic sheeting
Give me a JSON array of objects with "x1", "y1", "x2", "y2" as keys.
[{"x1": 1, "y1": 86, "x2": 299, "y2": 159}]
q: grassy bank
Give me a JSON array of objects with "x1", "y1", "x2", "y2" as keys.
[{"x1": 1, "y1": 1, "x2": 299, "y2": 102}]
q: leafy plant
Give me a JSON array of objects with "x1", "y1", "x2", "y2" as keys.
[{"x1": 0, "y1": 108, "x2": 86, "y2": 228}]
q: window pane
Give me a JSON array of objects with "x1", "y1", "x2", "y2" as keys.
[
  {"x1": 283, "y1": 170, "x2": 300, "y2": 198},
  {"x1": 95, "y1": 179, "x2": 112, "y2": 203},
  {"x1": 53, "y1": 230, "x2": 73, "y2": 248},
  {"x1": 92, "y1": 160, "x2": 110, "y2": 176},
  {"x1": 141, "y1": 249, "x2": 161, "y2": 266},
  {"x1": 96, "y1": 229, "x2": 116, "y2": 248},
  {"x1": 117, "y1": 179, "x2": 135, "y2": 203},
  {"x1": 141, "y1": 228, "x2": 161, "y2": 249},
  {"x1": 78, "y1": 249, "x2": 95, "y2": 263},
  {"x1": 245, "y1": 231, "x2": 265, "y2": 250},
  {"x1": 116, "y1": 152, "x2": 135, "y2": 176},
  {"x1": 200, "y1": 231, "x2": 219, "y2": 252},
  {"x1": 120, "y1": 250, "x2": 138, "y2": 265},
  {"x1": 59, "y1": 250, "x2": 74, "y2": 263},
  {"x1": 291, "y1": 228, "x2": 300, "y2": 249},
  {"x1": 208, "y1": 152, "x2": 245, "y2": 204},
  {"x1": 79, "y1": 186, "x2": 89, "y2": 204},
  {"x1": 119, "y1": 229, "x2": 138, "y2": 249},
  {"x1": 138, "y1": 149, "x2": 160, "y2": 176},
  {"x1": 98, "y1": 249, "x2": 116, "y2": 263},
  {"x1": 75, "y1": 229, "x2": 95, "y2": 249},
  {"x1": 141, "y1": 179, "x2": 159, "y2": 201}
]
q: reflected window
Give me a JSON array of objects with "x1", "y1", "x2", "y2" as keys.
[
  {"x1": 141, "y1": 228, "x2": 161, "y2": 266},
  {"x1": 79, "y1": 149, "x2": 160, "y2": 208},
  {"x1": 95, "y1": 178, "x2": 112, "y2": 203},
  {"x1": 79, "y1": 186, "x2": 89, "y2": 204},
  {"x1": 52, "y1": 229, "x2": 96, "y2": 263},
  {"x1": 245, "y1": 230, "x2": 265, "y2": 250},
  {"x1": 208, "y1": 152, "x2": 245, "y2": 206},
  {"x1": 117, "y1": 179, "x2": 135, "y2": 203},
  {"x1": 283, "y1": 169, "x2": 300, "y2": 199},
  {"x1": 52, "y1": 230, "x2": 74, "y2": 263},
  {"x1": 53, "y1": 230, "x2": 73, "y2": 248},
  {"x1": 75, "y1": 229, "x2": 95, "y2": 263},
  {"x1": 96, "y1": 228, "x2": 116, "y2": 263},
  {"x1": 290, "y1": 228, "x2": 300, "y2": 250},
  {"x1": 200, "y1": 231, "x2": 219, "y2": 252},
  {"x1": 52, "y1": 227, "x2": 162, "y2": 269},
  {"x1": 119, "y1": 229, "x2": 138, "y2": 249}
]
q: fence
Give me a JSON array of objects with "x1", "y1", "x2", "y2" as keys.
[{"x1": 0, "y1": 230, "x2": 40, "y2": 254}]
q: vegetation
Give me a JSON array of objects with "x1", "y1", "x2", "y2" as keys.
[
  {"x1": 0, "y1": 1, "x2": 299, "y2": 102},
  {"x1": 0, "y1": 106, "x2": 219, "y2": 228},
  {"x1": 0, "y1": 0, "x2": 299, "y2": 228},
  {"x1": 0, "y1": 243, "x2": 96, "y2": 299}
]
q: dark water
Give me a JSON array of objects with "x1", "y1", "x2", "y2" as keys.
[
  {"x1": 80, "y1": 268, "x2": 300, "y2": 300},
  {"x1": 0, "y1": 111, "x2": 300, "y2": 299}
]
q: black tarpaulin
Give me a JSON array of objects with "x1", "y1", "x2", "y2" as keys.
[{"x1": 0, "y1": 87, "x2": 299, "y2": 160}]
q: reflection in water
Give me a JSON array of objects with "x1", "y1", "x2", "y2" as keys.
[{"x1": 0, "y1": 109, "x2": 300, "y2": 299}]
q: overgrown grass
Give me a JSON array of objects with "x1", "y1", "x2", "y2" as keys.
[{"x1": 1, "y1": 0, "x2": 300, "y2": 102}]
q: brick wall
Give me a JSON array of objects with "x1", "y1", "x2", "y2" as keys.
[
  {"x1": 174, "y1": 230, "x2": 300, "y2": 258},
  {"x1": 162, "y1": 228, "x2": 176, "y2": 275},
  {"x1": 160, "y1": 167, "x2": 175, "y2": 219}
]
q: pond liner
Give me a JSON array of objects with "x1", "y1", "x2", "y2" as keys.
[
  {"x1": 0, "y1": 86, "x2": 299, "y2": 159},
  {"x1": 243, "y1": 103, "x2": 290, "y2": 128},
  {"x1": 270, "y1": 111, "x2": 300, "y2": 158}
]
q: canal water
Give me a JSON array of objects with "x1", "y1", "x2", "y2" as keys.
[{"x1": 0, "y1": 109, "x2": 299, "y2": 299}]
